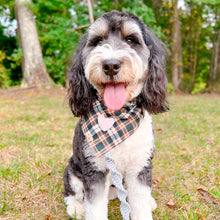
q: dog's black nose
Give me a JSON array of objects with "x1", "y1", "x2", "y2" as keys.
[{"x1": 102, "y1": 59, "x2": 121, "y2": 76}]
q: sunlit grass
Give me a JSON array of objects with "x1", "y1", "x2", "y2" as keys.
[
  {"x1": 0, "y1": 88, "x2": 219, "y2": 219},
  {"x1": 152, "y1": 95, "x2": 220, "y2": 220}
]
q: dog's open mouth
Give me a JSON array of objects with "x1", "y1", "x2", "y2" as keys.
[{"x1": 103, "y1": 82, "x2": 126, "y2": 111}]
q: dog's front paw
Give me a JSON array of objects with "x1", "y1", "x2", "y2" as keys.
[
  {"x1": 64, "y1": 195, "x2": 85, "y2": 219},
  {"x1": 151, "y1": 196, "x2": 157, "y2": 211}
]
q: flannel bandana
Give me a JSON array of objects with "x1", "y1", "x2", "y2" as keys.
[{"x1": 82, "y1": 97, "x2": 144, "y2": 157}]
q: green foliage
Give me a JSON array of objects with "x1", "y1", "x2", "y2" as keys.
[
  {"x1": 0, "y1": 50, "x2": 11, "y2": 88},
  {"x1": 7, "y1": 48, "x2": 23, "y2": 83},
  {"x1": 167, "y1": 82, "x2": 174, "y2": 94},
  {"x1": 122, "y1": 0, "x2": 165, "y2": 40},
  {"x1": 180, "y1": 1, "x2": 213, "y2": 93},
  {"x1": 0, "y1": 23, "x2": 22, "y2": 88},
  {"x1": 93, "y1": 0, "x2": 119, "y2": 17},
  {"x1": 0, "y1": 48, "x2": 23, "y2": 88},
  {"x1": 31, "y1": 0, "x2": 83, "y2": 85},
  {"x1": 0, "y1": 0, "x2": 219, "y2": 92},
  {"x1": 0, "y1": 7, "x2": 22, "y2": 87},
  {"x1": 191, "y1": 79, "x2": 207, "y2": 94},
  {"x1": 145, "y1": 0, "x2": 218, "y2": 93},
  {"x1": 193, "y1": 0, "x2": 220, "y2": 5}
]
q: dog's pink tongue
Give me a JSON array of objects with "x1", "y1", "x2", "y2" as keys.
[{"x1": 104, "y1": 83, "x2": 126, "y2": 111}]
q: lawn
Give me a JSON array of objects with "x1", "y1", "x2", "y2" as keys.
[{"x1": 0, "y1": 87, "x2": 219, "y2": 220}]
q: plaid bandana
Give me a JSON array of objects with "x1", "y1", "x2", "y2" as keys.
[{"x1": 81, "y1": 96, "x2": 144, "y2": 157}]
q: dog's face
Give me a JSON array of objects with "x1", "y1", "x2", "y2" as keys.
[
  {"x1": 83, "y1": 15, "x2": 150, "y2": 110},
  {"x1": 69, "y1": 11, "x2": 168, "y2": 115}
]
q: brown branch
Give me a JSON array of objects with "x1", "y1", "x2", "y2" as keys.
[
  {"x1": 87, "y1": 0, "x2": 94, "y2": 24},
  {"x1": 74, "y1": 24, "x2": 90, "y2": 30},
  {"x1": 67, "y1": 24, "x2": 90, "y2": 32}
]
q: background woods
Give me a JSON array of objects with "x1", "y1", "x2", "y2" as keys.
[{"x1": 0, "y1": 0, "x2": 220, "y2": 93}]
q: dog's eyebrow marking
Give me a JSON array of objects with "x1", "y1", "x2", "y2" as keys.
[
  {"x1": 88, "y1": 18, "x2": 108, "y2": 39},
  {"x1": 122, "y1": 21, "x2": 143, "y2": 42}
]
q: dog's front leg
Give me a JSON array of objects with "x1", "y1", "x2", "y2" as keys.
[
  {"x1": 126, "y1": 166, "x2": 154, "y2": 220},
  {"x1": 84, "y1": 171, "x2": 110, "y2": 220}
]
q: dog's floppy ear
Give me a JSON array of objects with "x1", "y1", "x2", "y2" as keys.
[
  {"x1": 68, "y1": 34, "x2": 96, "y2": 117},
  {"x1": 141, "y1": 28, "x2": 169, "y2": 114}
]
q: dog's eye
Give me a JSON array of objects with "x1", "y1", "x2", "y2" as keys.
[
  {"x1": 125, "y1": 36, "x2": 139, "y2": 46},
  {"x1": 92, "y1": 37, "x2": 103, "y2": 46}
]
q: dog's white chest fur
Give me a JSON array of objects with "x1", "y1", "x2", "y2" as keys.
[{"x1": 111, "y1": 111, "x2": 154, "y2": 173}]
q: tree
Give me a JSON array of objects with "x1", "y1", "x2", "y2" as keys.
[
  {"x1": 210, "y1": 29, "x2": 220, "y2": 84},
  {"x1": 182, "y1": 0, "x2": 219, "y2": 93},
  {"x1": 15, "y1": 0, "x2": 51, "y2": 87},
  {"x1": 209, "y1": 6, "x2": 220, "y2": 88},
  {"x1": 145, "y1": 0, "x2": 183, "y2": 92},
  {"x1": 187, "y1": 0, "x2": 202, "y2": 87},
  {"x1": 170, "y1": 0, "x2": 183, "y2": 92}
]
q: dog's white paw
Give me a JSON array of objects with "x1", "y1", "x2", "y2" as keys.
[
  {"x1": 151, "y1": 196, "x2": 157, "y2": 211},
  {"x1": 64, "y1": 195, "x2": 85, "y2": 219}
]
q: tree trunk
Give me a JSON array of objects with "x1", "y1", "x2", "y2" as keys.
[
  {"x1": 209, "y1": 29, "x2": 220, "y2": 83},
  {"x1": 209, "y1": 5, "x2": 220, "y2": 90},
  {"x1": 192, "y1": 13, "x2": 201, "y2": 85},
  {"x1": 171, "y1": 0, "x2": 183, "y2": 92},
  {"x1": 15, "y1": 0, "x2": 51, "y2": 88},
  {"x1": 189, "y1": 6, "x2": 194, "y2": 77}
]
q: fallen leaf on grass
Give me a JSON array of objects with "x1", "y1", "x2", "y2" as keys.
[
  {"x1": 153, "y1": 176, "x2": 165, "y2": 184},
  {"x1": 39, "y1": 190, "x2": 47, "y2": 194},
  {"x1": 50, "y1": 126, "x2": 57, "y2": 131},
  {"x1": 195, "y1": 213, "x2": 204, "y2": 220},
  {"x1": 197, "y1": 188, "x2": 219, "y2": 205},
  {"x1": 179, "y1": 146, "x2": 185, "y2": 150},
  {"x1": 197, "y1": 188, "x2": 208, "y2": 197},
  {"x1": 183, "y1": 182, "x2": 188, "y2": 186},
  {"x1": 206, "y1": 140, "x2": 215, "y2": 145},
  {"x1": 46, "y1": 215, "x2": 52, "y2": 220},
  {"x1": 167, "y1": 199, "x2": 176, "y2": 207}
]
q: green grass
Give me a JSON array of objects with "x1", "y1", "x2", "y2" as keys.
[{"x1": 0, "y1": 88, "x2": 219, "y2": 219}]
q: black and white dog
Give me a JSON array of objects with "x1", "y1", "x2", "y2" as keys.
[{"x1": 63, "y1": 10, "x2": 168, "y2": 220}]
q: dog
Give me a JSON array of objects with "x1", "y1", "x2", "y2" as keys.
[{"x1": 63, "y1": 10, "x2": 168, "y2": 220}]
